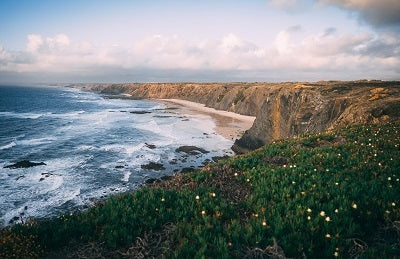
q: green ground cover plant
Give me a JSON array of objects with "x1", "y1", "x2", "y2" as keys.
[{"x1": 1, "y1": 122, "x2": 399, "y2": 258}]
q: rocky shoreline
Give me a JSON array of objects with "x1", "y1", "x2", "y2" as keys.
[{"x1": 72, "y1": 80, "x2": 400, "y2": 153}]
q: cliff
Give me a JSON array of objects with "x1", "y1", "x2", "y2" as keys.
[{"x1": 76, "y1": 81, "x2": 400, "y2": 153}]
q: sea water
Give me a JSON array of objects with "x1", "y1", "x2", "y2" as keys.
[{"x1": 0, "y1": 85, "x2": 233, "y2": 226}]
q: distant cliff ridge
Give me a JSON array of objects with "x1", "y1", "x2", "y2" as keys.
[{"x1": 75, "y1": 81, "x2": 400, "y2": 153}]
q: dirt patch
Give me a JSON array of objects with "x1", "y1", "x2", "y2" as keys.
[
  {"x1": 155, "y1": 164, "x2": 251, "y2": 205},
  {"x1": 262, "y1": 156, "x2": 289, "y2": 166},
  {"x1": 44, "y1": 223, "x2": 176, "y2": 259}
]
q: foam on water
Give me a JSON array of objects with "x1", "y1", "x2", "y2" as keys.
[
  {"x1": 0, "y1": 111, "x2": 50, "y2": 119},
  {"x1": 0, "y1": 86, "x2": 234, "y2": 226},
  {"x1": 0, "y1": 142, "x2": 16, "y2": 150}
]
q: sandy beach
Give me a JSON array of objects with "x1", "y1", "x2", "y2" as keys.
[{"x1": 158, "y1": 99, "x2": 256, "y2": 141}]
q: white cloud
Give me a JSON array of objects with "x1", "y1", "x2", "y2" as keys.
[
  {"x1": 269, "y1": 0, "x2": 298, "y2": 9},
  {"x1": 27, "y1": 34, "x2": 43, "y2": 53},
  {"x1": 0, "y1": 31, "x2": 399, "y2": 82}
]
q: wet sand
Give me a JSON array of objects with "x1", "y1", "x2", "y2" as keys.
[{"x1": 157, "y1": 99, "x2": 256, "y2": 141}]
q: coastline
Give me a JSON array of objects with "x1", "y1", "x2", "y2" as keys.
[{"x1": 157, "y1": 98, "x2": 256, "y2": 141}]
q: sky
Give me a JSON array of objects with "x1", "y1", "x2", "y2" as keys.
[{"x1": 0, "y1": 0, "x2": 399, "y2": 83}]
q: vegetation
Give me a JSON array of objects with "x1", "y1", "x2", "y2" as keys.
[
  {"x1": 233, "y1": 90, "x2": 245, "y2": 105},
  {"x1": 1, "y1": 122, "x2": 399, "y2": 258}
]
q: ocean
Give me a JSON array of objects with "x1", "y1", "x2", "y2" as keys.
[{"x1": 0, "y1": 85, "x2": 233, "y2": 226}]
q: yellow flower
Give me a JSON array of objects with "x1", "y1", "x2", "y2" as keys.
[
  {"x1": 211, "y1": 192, "x2": 216, "y2": 197},
  {"x1": 195, "y1": 195, "x2": 200, "y2": 200},
  {"x1": 161, "y1": 197, "x2": 165, "y2": 202},
  {"x1": 262, "y1": 221, "x2": 267, "y2": 226},
  {"x1": 385, "y1": 210, "x2": 390, "y2": 214},
  {"x1": 307, "y1": 208, "x2": 312, "y2": 213},
  {"x1": 325, "y1": 234, "x2": 331, "y2": 238},
  {"x1": 334, "y1": 251, "x2": 339, "y2": 257},
  {"x1": 301, "y1": 191, "x2": 306, "y2": 195},
  {"x1": 352, "y1": 203, "x2": 357, "y2": 209},
  {"x1": 392, "y1": 202, "x2": 396, "y2": 207},
  {"x1": 320, "y1": 211, "x2": 326, "y2": 217},
  {"x1": 335, "y1": 209, "x2": 339, "y2": 213},
  {"x1": 307, "y1": 216, "x2": 311, "y2": 220},
  {"x1": 388, "y1": 177, "x2": 392, "y2": 181},
  {"x1": 325, "y1": 217, "x2": 331, "y2": 222},
  {"x1": 234, "y1": 172, "x2": 238, "y2": 176},
  {"x1": 201, "y1": 210, "x2": 206, "y2": 215},
  {"x1": 335, "y1": 182, "x2": 339, "y2": 186}
]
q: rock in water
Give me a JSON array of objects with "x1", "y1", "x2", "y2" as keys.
[
  {"x1": 130, "y1": 110, "x2": 151, "y2": 114},
  {"x1": 175, "y1": 146, "x2": 209, "y2": 155},
  {"x1": 141, "y1": 162, "x2": 165, "y2": 171},
  {"x1": 4, "y1": 160, "x2": 46, "y2": 169},
  {"x1": 145, "y1": 143, "x2": 157, "y2": 149}
]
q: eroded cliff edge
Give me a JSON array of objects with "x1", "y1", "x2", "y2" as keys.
[{"x1": 75, "y1": 81, "x2": 400, "y2": 153}]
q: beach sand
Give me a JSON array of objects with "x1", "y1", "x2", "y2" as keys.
[{"x1": 157, "y1": 99, "x2": 256, "y2": 141}]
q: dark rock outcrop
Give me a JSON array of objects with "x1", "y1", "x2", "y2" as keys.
[
  {"x1": 175, "y1": 146, "x2": 209, "y2": 155},
  {"x1": 130, "y1": 111, "x2": 151, "y2": 114},
  {"x1": 145, "y1": 143, "x2": 157, "y2": 149},
  {"x1": 4, "y1": 160, "x2": 46, "y2": 169},
  {"x1": 141, "y1": 162, "x2": 165, "y2": 171}
]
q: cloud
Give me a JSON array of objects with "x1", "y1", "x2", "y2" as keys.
[
  {"x1": 318, "y1": 0, "x2": 400, "y2": 27},
  {"x1": 269, "y1": 0, "x2": 298, "y2": 9},
  {"x1": 0, "y1": 31, "x2": 399, "y2": 83}
]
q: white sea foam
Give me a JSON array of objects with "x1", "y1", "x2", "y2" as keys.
[
  {"x1": 18, "y1": 137, "x2": 58, "y2": 146},
  {"x1": 122, "y1": 171, "x2": 131, "y2": 182},
  {"x1": 0, "y1": 141, "x2": 16, "y2": 150},
  {"x1": 0, "y1": 111, "x2": 50, "y2": 119}
]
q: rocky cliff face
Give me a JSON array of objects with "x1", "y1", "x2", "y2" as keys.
[{"x1": 78, "y1": 81, "x2": 400, "y2": 153}]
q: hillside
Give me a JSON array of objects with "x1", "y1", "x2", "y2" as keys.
[
  {"x1": 76, "y1": 81, "x2": 400, "y2": 153},
  {"x1": 1, "y1": 122, "x2": 399, "y2": 258}
]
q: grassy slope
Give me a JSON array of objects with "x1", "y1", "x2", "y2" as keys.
[{"x1": 1, "y1": 122, "x2": 400, "y2": 258}]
